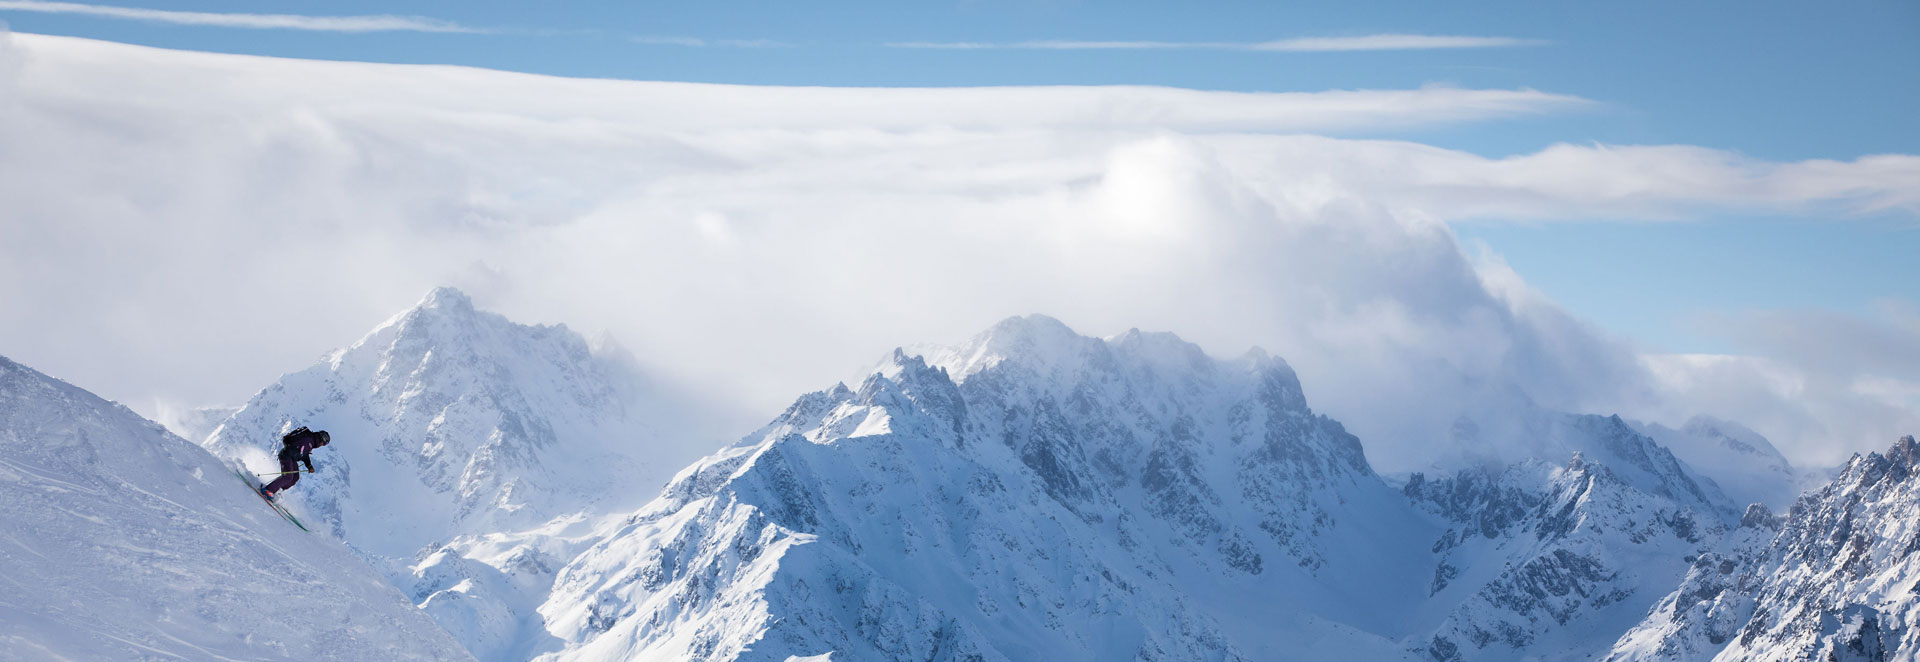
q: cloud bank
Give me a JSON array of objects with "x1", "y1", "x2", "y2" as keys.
[
  {"x1": 0, "y1": 33, "x2": 1913, "y2": 470},
  {"x1": 0, "y1": 1, "x2": 478, "y2": 33}
]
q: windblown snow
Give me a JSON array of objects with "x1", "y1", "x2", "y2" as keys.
[{"x1": 0, "y1": 353, "x2": 472, "y2": 661}]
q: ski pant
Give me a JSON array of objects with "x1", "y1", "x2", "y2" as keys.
[{"x1": 263, "y1": 456, "x2": 301, "y2": 493}]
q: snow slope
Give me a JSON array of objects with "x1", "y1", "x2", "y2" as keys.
[
  {"x1": 198, "y1": 287, "x2": 732, "y2": 661},
  {"x1": 1608, "y1": 435, "x2": 1920, "y2": 661},
  {"x1": 0, "y1": 353, "x2": 472, "y2": 661}
]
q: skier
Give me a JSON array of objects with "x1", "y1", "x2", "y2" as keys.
[{"x1": 260, "y1": 426, "x2": 330, "y2": 500}]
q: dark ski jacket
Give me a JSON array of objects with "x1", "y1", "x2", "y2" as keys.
[{"x1": 278, "y1": 429, "x2": 327, "y2": 473}]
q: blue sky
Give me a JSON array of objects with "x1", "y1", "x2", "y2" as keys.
[{"x1": 2, "y1": 0, "x2": 1916, "y2": 355}]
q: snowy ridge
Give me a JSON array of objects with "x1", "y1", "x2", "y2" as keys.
[
  {"x1": 539, "y1": 315, "x2": 1440, "y2": 660},
  {"x1": 531, "y1": 315, "x2": 1753, "y2": 661},
  {"x1": 197, "y1": 287, "x2": 725, "y2": 661},
  {"x1": 1447, "y1": 408, "x2": 1739, "y2": 525},
  {"x1": 1608, "y1": 435, "x2": 1920, "y2": 661},
  {"x1": 1390, "y1": 408, "x2": 1748, "y2": 661},
  {"x1": 0, "y1": 353, "x2": 471, "y2": 660},
  {"x1": 1407, "y1": 453, "x2": 1721, "y2": 660}
]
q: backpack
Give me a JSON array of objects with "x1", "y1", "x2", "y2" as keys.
[{"x1": 281, "y1": 426, "x2": 313, "y2": 448}]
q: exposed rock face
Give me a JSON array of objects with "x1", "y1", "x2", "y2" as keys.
[
  {"x1": 1408, "y1": 446, "x2": 1721, "y2": 661},
  {"x1": 1609, "y1": 436, "x2": 1920, "y2": 661}
]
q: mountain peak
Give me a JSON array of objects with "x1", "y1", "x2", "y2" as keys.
[
  {"x1": 1740, "y1": 502, "x2": 1781, "y2": 529},
  {"x1": 415, "y1": 286, "x2": 476, "y2": 315},
  {"x1": 920, "y1": 313, "x2": 1097, "y2": 381},
  {"x1": 349, "y1": 287, "x2": 488, "y2": 356},
  {"x1": 1870, "y1": 434, "x2": 1919, "y2": 484},
  {"x1": 1568, "y1": 450, "x2": 1589, "y2": 472},
  {"x1": 208, "y1": 286, "x2": 690, "y2": 556},
  {"x1": 973, "y1": 313, "x2": 1085, "y2": 358},
  {"x1": 1108, "y1": 326, "x2": 1211, "y2": 367},
  {"x1": 988, "y1": 312, "x2": 1074, "y2": 336},
  {"x1": 1889, "y1": 434, "x2": 1918, "y2": 467},
  {"x1": 1679, "y1": 414, "x2": 1786, "y2": 460},
  {"x1": 1827, "y1": 434, "x2": 1920, "y2": 493}
]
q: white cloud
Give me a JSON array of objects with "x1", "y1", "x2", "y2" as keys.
[
  {"x1": 0, "y1": 33, "x2": 1913, "y2": 471},
  {"x1": 1640, "y1": 349, "x2": 1920, "y2": 468},
  {"x1": 1627, "y1": 299, "x2": 1920, "y2": 467},
  {"x1": 888, "y1": 34, "x2": 1545, "y2": 52},
  {"x1": 0, "y1": 35, "x2": 1584, "y2": 135},
  {"x1": 0, "y1": 0, "x2": 479, "y2": 33},
  {"x1": 1211, "y1": 138, "x2": 1920, "y2": 219}
]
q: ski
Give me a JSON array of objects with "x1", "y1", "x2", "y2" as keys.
[{"x1": 231, "y1": 467, "x2": 309, "y2": 532}]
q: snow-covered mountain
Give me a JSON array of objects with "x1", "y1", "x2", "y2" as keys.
[
  {"x1": 204, "y1": 287, "x2": 693, "y2": 550},
  {"x1": 199, "y1": 287, "x2": 734, "y2": 661},
  {"x1": 1406, "y1": 448, "x2": 1722, "y2": 661},
  {"x1": 529, "y1": 315, "x2": 1744, "y2": 661},
  {"x1": 1633, "y1": 416, "x2": 1801, "y2": 511},
  {"x1": 539, "y1": 316, "x2": 1437, "y2": 660},
  {"x1": 1443, "y1": 406, "x2": 1739, "y2": 524},
  {"x1": 0, "y1": 353, "x2": 472, "y2": 660},
  {"x1": 134, "y1": 299, "x2": 1882, "y2": 661},
  {"x1": 1607, "y1": 435, "x2": 1920, "y2": 661}
]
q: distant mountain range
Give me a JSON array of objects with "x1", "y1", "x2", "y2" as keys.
[{"x1": 5, "y1": 287, "x2": 1912, "y2": 661}]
